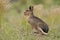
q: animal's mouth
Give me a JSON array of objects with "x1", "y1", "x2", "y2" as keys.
[{"x1": 24, "y1": 12, "x2": 26, "y2": 15}]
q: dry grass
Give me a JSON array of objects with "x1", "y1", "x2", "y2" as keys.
[{"x1": 0, "y1": 4, "x2": 60, "y2": 40}]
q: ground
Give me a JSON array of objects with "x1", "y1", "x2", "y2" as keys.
[{"x1": 0, "y1": 4, "x2": 60, "y2": 40}]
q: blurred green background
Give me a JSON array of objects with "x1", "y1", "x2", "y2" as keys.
[{"x1": 0, "y1": 0, "x2": 60, "y2": 40}]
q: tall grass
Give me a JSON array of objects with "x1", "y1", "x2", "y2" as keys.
[{"x1": 0, "y1": 0, "x2": 60, "y2": 40}]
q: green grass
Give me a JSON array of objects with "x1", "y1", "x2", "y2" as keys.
[
  {"x1": 0, "y1": 0, "x2": 60, "y2": 40},
  {"x1": 1, "y1": 6, "x2": 60, "y2": 40}
]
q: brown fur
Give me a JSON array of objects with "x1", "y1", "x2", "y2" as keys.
[{"x1": 24, "y1": 6, "x2": 49, "y2": 35}]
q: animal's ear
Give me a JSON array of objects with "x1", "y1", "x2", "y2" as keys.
[{"x1": 29, "y1": 6, "x2": 33, "y2": 11}]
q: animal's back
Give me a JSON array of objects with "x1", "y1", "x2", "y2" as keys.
[{"x1": 29, "y1": 16, "x2": 45, "y2": 25}]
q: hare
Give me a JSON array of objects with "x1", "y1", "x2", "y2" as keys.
[{"x1": 24, "y1": 6, "x2": 49, "y2": 35}]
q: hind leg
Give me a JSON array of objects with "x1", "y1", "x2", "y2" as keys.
[
  {"x1": 33, "y1": 26, "x2": 41, "y2": 34},
  {"x1": 31, "y1": 26, "x2": 39, "y2": 34},
  {"x1": 36, "y1": 26, "x2": 48, "y2": 35},
  {"x1": 35, "y1": 26, "x2": 44, "y2": 35}
]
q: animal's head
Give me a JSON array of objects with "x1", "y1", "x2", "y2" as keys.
[{"x1": 24, "y1": 6, "x2": 34, "y2": 16}]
